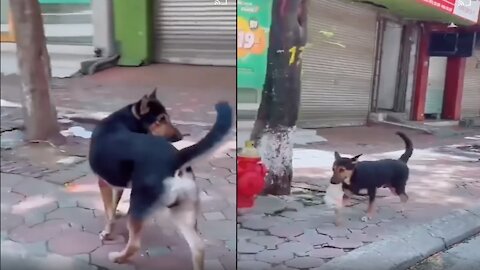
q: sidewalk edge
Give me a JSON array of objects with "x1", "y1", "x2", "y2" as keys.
[{"x1": 317, "y1": 205, "x2": 480, "y2": 270}]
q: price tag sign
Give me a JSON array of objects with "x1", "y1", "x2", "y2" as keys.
[{"x1": 237, "y1": 0, "x2": 273, "y2": 90}]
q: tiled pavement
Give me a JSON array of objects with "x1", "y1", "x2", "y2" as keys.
[
  {"x1": 1, "y1": 64, "x2": 237, "y2": 270},
  {"x1": 2, "y1": 64, "x2": 479, "y2": 269},
  {"x1": 1, "y1": 144, "x2": 236, "y2": 270},
  {"x1": 237, "y1": 143, "x2": 480, "y2": 270}
]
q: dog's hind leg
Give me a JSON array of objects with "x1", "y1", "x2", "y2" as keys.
[
  {"x1": 98, "y1": 177, "x2": 117, "y2": 240},
  {"x1": 108, "y1": 216, "x2": 144, "y2": 264},
  {"x1": 108, "y1": 185, "x2": 158, "y2": 263},
  {"x1": 361, "y1": 188, "x2": 377, "y2": 222},
  {"x1": 393, "y1": 183, "x2": 409, "y2": 213},
  {"x1": 171, "y1": 202, "x2": 205, "y2": 270}
]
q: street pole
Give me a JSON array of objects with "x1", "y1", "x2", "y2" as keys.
[
  {"x1": 9, "y1": 0, "x2": 64, "y2": 144},
  {"x1": 250, "y1": 0, "x2": 309, "y2": 195}
]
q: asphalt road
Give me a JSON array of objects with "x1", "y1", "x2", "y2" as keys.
[{"x1": 409, "y1": 234, "x2": 480, "y2": 270}]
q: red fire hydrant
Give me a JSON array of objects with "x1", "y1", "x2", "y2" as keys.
[{"x1": 237, "y1": 140, "x2": 267, "y2": 211}]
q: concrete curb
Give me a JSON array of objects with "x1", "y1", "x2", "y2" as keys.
[{"x1": 317, "y1": 205, "x2": 480, "y2": 270}]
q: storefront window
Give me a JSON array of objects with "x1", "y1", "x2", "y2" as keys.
[
  {"x1": 1, "y1": 0, "x2": 14, "y2": 42},
  {"x1": 39, "y1": 0, "x2": 92, "y2": 45},
  {"x1": 0, "y1": 0, "x2": 92, "y2": 45}
]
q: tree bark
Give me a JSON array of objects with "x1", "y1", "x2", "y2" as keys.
[
  {"x1": 9, "y1": 0, "x2": 63, "y2": 144},
  {"x1": 251, "y1": 0, "x2": 309, "y2": 195}
]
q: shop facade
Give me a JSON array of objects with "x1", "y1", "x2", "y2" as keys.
[
  {"x1": 236, "y1": 0, "x2": 380, "y2": 125},
  {"x1": 237, "y1": 0, "x2": 272, "y2": 115},
  {"x1": 297, "y1": 0, "x2": 378, "y2": 128},
  {"x1": 462, "y1": 45, "x2": 480, "y2": 118},
  {"x1": 110, "y1": 0, "x2": 236, "y2": 67},
  {"x1": 152, "y1": 0, "x2": 236, "y2": 66},
  {"x1": 238, "y1": 0, "x2": 479, "y2": 127},
  {"x1": 411, "y1": 23, "x2": 479, "y2": 122},
  {"x1": 345, "y1": 0, "x2": 480, "y2": 124}
]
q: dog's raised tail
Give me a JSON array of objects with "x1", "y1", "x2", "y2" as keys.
[
  {"x1": 176, "y1": 102, "x2": 233, "y2": 168},
  {"x1": 396, "y1": 131, "x2": 413, "y2": 163}
]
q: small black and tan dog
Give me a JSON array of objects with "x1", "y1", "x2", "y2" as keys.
[
  {"x1": 88, "y1": 89, "x2": 232, "y2": 270},
  {"x1": 330, "y1": 132, "x2": 413, "y2": 223}
]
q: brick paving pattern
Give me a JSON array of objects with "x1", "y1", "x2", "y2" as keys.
[
  {"x1": 1, "y1": 140, "x2": 236, "y2": 270},
  {"x1": 1, "y1": 65, "x2": 236, "y2": 270},
  {"x1": 237, "y1": 135, "x2": 480, "y2": 270}
]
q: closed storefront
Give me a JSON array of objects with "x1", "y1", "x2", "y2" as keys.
[
  {"x1": 152, "y1": 0, "x2": 236, "y2": 66},
  {"x1": 461, "y1": 48, "x2": 480, "y2": 118},
  {"x1": 298, "y1": 0, "x2": 377, "y2": 128}
]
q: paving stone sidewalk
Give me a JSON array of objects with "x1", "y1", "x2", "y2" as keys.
[
  {"x1": 1, "y1": 64, "x2": 237, "y2": 270},
  {"x1": 0, "y1": 119, "x2": 236, "y2": 270},
  {"x1": 237, "y1": 142, "x2": 480, "y2": 270},
  {"x1": 1, "y1": 144, "x2": 236, "y2": 270}
]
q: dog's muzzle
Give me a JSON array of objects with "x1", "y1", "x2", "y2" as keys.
[
  {"x1": 170, "y1": 133, "x2": 183, "y2": 142},
  {"x1": 330, "y1": 177, "x2": 343, "y2": 185}
]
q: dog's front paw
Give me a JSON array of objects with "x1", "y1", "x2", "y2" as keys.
[
  {"x1": 108, "y1": 251, "x2": 128, "y2": 264},
  {"x1": 360, "y1": 216, "x2": 371, "y2": 222},
  {"x1": 99, "y1": 230, "x2": 114, "y2": 241}
]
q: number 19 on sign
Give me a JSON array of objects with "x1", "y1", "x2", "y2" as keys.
[{"x1": 238, "y1": 31, "x2": 255, "y2": 49}]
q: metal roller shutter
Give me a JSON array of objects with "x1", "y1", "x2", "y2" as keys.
[
  {"x1": 298, "y1": 0, "x2": 377, "y2": 128},
  {"x1": 461, "y1": 49, "x2": 480, "y2": 118},
  {"x1": 153, "y1": 0, "x2": 236, "y2": 66}
]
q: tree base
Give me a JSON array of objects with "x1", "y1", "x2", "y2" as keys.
[
  {"x1": 262, "y1": 169, "x2": 293, "y2": 195},
  {"x1": 28, "y1": 132, "x2": 67, "y2": 147},
  {"x1": 258, "y1": 126, "x2": 295, "y2": 195}
]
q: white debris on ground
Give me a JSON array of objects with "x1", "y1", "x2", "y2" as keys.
[
  {"x1": 60, "y1": 126, "x2": 92, "y2": 139},
  {"x1": 293, "y1": 148, "x2": 335, "y2": 169},
  {"x1": 56, "y1": 156, "x2": 83, "y2": 165}
]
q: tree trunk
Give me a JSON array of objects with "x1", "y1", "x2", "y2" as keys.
[
  {"x1": 251, "y1": 0, "x2": 309, "y2": 195},
  {"x1": 9, "y1": 0, "x2": 63, "y2": 144}
]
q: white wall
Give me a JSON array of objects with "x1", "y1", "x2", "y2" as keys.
[
  {"x1": 377, "y1": 21, "x2": 403, "y2": 110},
  {"x1": 405, "y1": 26, "x2": 419, "y2": 115}
]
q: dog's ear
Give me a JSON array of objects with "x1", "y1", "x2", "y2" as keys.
[
  {"x1": 148, "y1": 88, "x2": 157, "y2": 100},
  {"x1": 351, "y1": 154, "x2": 363, "y2": 162},
  {"x1": 138, "y1": 95, "x2": 150, "y2": 115},
  {"x1": 334, "y1": 151, "x2": 341, "y2": 161}
]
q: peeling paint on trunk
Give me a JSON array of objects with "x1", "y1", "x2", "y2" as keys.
[
  {"x1": 22, "y1": 83, "x2": 33, "y2": 117},
  {"x1": 259, "y1": 125, "x2": 295, "y2": 182}
]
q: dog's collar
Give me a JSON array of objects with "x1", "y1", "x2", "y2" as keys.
[{"x1": 131, "y1": 105, "x2": 141, "y2": 120}]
